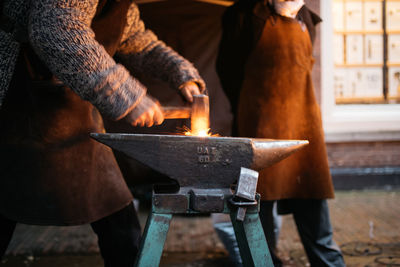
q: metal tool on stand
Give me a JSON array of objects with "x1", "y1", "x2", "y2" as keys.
[
  {"x1": 91, "y1": 132, "x2": 308, "y2": 267},
  {"x1": 230, "y1": 167, "x2": 259, "y2": 222}
]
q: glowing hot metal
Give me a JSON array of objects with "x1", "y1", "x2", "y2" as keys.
[{"x1": 190, "y1": 94, "x2": 210, "y2": 136}]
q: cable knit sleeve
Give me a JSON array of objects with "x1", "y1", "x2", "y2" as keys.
[
  {"x1": 116, "y1": 3, "x2": 206, "y2": 91},
  {"x1": 28, "y1": 0, "x2": 146, "y2": 120}
]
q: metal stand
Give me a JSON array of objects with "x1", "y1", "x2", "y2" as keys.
[
  {"x1": 135, "y1": 213, "x2": 173, "y2": 267},
  {"x1": 134, "y1": 190, "x2": 274, "y2": 267}
]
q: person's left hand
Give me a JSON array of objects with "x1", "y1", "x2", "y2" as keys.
[{"x1": 179, "y1": 81, "x2": 202, "y2": 103}]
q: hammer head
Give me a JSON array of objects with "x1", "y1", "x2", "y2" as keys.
[
  {"x1": 190, "y1": 94, "x2": 210, "y2": 136},
  {"x1": 162, "y1": 94, "x2": 210, "y2": 135}
]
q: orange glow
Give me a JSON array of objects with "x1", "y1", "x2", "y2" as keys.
[
  {"x1": 190, "y1": 118, "x2": 211, "y2": 136},
  {"x1": 178, "y1": 126, "x2": 219, "y2": 137},
  {"x1": 184, "y1": 128, "x2": 210, "y2": 137}
]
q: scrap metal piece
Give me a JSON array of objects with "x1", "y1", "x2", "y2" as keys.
[
  {"x1": 189, "y1": 189, "x2": 225, "y2": 213},
  {"x1": 235, "y1": 168, "x2": 259, "y2": 201},
  {"x1": 232, "y1": 167, "x2": 259, "y2": 221},
  {"x1": 236, "y1": 207, "x2": 247, "y2": 222},
  {"x1": 152, "y1": 193, "x2": 189, "y2": 214}
]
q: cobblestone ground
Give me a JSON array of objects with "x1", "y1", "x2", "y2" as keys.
[
  {"x1": 276, "y1": 190, "x2": 400, "y2": 267},
  {"x1": 1, "y1": 190, "x2": 399, "y2": 267}
]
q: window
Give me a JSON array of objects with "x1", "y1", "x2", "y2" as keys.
[
  {"x1": 321, "y1": 0, "x2": 400, "y2": 140},
  {"x1": 332, "y1": 0, "x2": 400, "y2": 104}
]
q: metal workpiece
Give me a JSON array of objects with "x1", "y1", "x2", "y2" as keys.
[
  {"x1": 90, "y1": 133, "x2": 308, "y2": 189},
  {"x1": 235, "y1": 167, "x2": 259, "y2": 201},
  {"x1": 189, "y1": 188, "x2": 225, "y2": 213},
  {"x1": 231, "y1": 167, "x2": 260, "y2": 221},
  {"x1": 190, "y1": 94, "x2": 210, "y2": 136}
]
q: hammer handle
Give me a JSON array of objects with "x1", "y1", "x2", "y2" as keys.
[{"x1": 162, "y1": 106, "x2": 191, "y2": 119}]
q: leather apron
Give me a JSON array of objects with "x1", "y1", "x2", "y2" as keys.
[
  {"x1": 0, "y1": 0, "x2": 134, "y2": 225},
  {"x1": 237, "y1": 13, "x2": 334, "y2": 201}
]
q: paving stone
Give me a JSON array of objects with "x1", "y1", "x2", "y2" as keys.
[{"x1": 2, "y1": 190, "x2": 399, "y2": 266}]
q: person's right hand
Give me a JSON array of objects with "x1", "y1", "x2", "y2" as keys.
[{"x1": 124, "y1": 95, "x2": 164, "y2": 127}]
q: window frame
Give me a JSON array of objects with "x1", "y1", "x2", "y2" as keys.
[{"x1": 320, "y1": 0, "x2": 400, "y2": 142}]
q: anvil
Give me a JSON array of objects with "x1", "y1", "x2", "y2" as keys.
[
  {"x1": 90, "y1": 133, "x2": 308, "y2": 189},
  {"x1": 90, "y1": 133, "x2": 308, "y2": 267}
]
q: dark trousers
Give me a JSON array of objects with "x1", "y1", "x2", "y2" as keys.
[
  {"x1": 259, "y1": 201, "x2": 283, "y2": 267},
  {"x1": 260, "y1": 199, "x2": 345, "y2": 267},
  {"x1": 0, "y1": 202, "x2": 141, "y2": 267},
  {"x1": 0, "y1": 214, "x2": 16, "y2": 258}
]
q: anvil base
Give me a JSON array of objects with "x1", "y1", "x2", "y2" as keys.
[{"x1": 134, "y1": 190, "x2": 274, "y2": 267}]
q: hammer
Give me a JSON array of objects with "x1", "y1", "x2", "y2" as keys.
[{"x1": 162, "y1": 94, "x2": 209, "y2": 135}]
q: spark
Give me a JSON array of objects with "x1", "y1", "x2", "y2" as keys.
[{"x1": 177, "y1": 126, "x2": 219, "y2": 137}]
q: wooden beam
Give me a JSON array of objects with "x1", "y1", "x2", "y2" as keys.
[
  {"x1": 135, "y1": 0, "x2": 233, "y2": 5},
  {"x1": 135, "y1": 0, "x2": 166, "y2": 4},
  {"x1": 194, "y1": 0, "x2": 233, "y2": 6}
]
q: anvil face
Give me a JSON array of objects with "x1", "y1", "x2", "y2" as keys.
[{"x1": 90, "y1": 133, "x2": 308, "y2": 189}]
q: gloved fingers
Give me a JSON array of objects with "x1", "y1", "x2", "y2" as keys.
[
  {"x1": 200, "y1": 87, "x2": 209, "y2": 96},
  {"x1": 180, "y1": 88, "x2": 193, "y2": 103},
  {"x1": 141, "y1": 111, "x2": 154, "y2": 127},
  {"x1": 133, "y1": 103, "x2": 164, "y2": 127},
  {"x1": 132, "y1": 116, "x2": 145, "y2": 127},
  {"x1": 124, "y1": 94, "x2": 163, "y2": 127},
  {"x1": 145, "y1": 110, "x2": 154, "y2": 127},
  {"x1": 129, "y1": 110, "x2": 147, "y2": 127},
  {"x1": 179, "y1": 81, "x2": 201, "y2": 103},
  {"x1": 131, "y1": 119, "x2": 139, "y2": 127},
  {"x1": 153, "y1": 105, "x2": 164, "y2": 125},
  {"x1": 144, "y1": 101, "x2": 164, "y2": 127}
]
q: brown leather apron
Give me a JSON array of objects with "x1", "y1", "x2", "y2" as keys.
[
  {"x1": 0, "y1": 0, "x2": 134, "y2": 225},
  {"x1": 237, "y1": 14, "x2": 334, "y2": 201}
]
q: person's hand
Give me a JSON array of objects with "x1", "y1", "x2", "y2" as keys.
[
  {"x1": 124, "y1": 95, "x2": 164, "y2": 127},
  {"x1": 179, "y1": 81, "x2": 202, "y2": 103}
]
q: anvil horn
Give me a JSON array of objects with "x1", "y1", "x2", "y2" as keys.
[
  {"x1": 90, "y1": 133, "x2": 308, "y2": 188},
  {"x1": 250, "y1": 139, "x2": 309, "y2": 170}
]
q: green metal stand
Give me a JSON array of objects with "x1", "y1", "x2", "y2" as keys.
[
  {"x1": 135, "y1": 213, "x2": 173, "y2": 267},
  {"x1": 134, "y1": 192, "x2": 274, "y2": 267},
  {"x1": 230, "y1": 209, "x2": 274, "y2": 267}
]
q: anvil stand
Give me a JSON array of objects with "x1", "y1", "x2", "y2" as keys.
[{"x1": 134, "y1": 187, "x2": 274, "y2": 267}]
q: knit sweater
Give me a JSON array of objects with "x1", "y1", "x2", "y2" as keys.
[{"x1": 0, "y1": 0, "x2": 205, "y2": 120}]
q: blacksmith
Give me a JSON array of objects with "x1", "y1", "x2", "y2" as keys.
[
  {"x1": 216, "y1": 0, "x2": 345, "y2": 266},
  {"x1": 0, "y1": 0, "x2": 205, "y2": 266}
]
